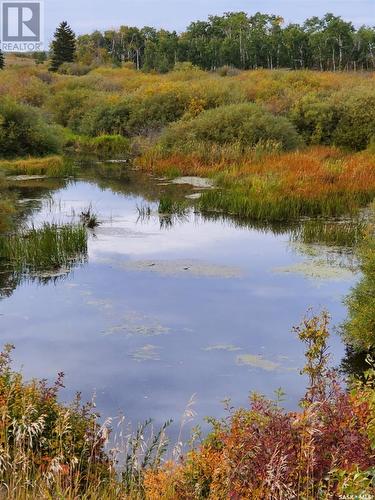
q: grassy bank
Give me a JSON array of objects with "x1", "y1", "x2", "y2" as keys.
[
  {"x1": 140, "y1": 146, "x2": 375, "y2": 221},
  {"x1": 0, "y1": 313, "x2": 374, "y2": 498},
  {"x1": 0, "y1": 156, "x2": 75, "y2": 177}
]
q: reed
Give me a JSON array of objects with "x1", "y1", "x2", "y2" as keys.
[
  {"x1": 291, "y1": 219, "x2": 367, "y2": 247},
  {"x1": 0, "y1": 223, "x2": 87, "y2": 274}
]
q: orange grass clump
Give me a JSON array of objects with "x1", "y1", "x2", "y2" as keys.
[{"x1": 139, "y1": 146, "x2": 375, "y2": 219}]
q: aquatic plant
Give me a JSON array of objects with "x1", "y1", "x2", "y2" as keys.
[
  {"x1": 291, "y1": 219, "x2": 367, "y2": 248},
  {"x1": 158, "y1": 197, "x2": 188, "y2": 216},
  {"x1": 0, "y1": 173, "x2": 16, "y2": 232},
  {"x1": 80, "y1": 206, "x2": 100, "y2": 229},
  {"x1": 196, "y1": 148, "x2": 375, "y2": 221},
  {"x1": 0, "y1": 223, "x2": 87, "y2": 274},
  {"x1": 67, "y1": 133, "x2": 131, "y2": 158},
  {"x1": 136, "y1": 203, "x2": 152, "y2": 220}
]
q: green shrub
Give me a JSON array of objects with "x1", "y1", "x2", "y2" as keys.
[
  {"x1": 290, "y1": 92, "x2": 340, "y2": 145},
  {"x1": 80, "y1": 101, "x2": 132, "y2": 136},
  {"x1": 159, "y1": 103, "x2": 303, "y2": 152},
  {"x1": 47, "y1": 88, "x2": 96, "y2": 130},
  {"x1": 81, "y1": 90, "x2": 192, "y2": 137},
  {"x1": 0, "y1": 98, "x2": 63, "y2": 158},
  {"x1": 126, "y1": 91, "x2": 191, "y2": 134},
  {"x1": 334, "y1": 89, "x2": 375, "y2": 150},
  {"x1": 367, "y1": 137, "x2": 375, "y2": 154}
]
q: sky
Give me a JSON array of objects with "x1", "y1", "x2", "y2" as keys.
[{"x1": 45, "y1": 0, "x2": 374, "y2": 38}]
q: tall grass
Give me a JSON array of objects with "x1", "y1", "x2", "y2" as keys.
[
  {"x1": 0, "y1": 223, "x2": 87, "y2": 274},
  {"x1": 65, "y1": 133, "x2": 131, "y2": 158},
  {"x1": 291, "y1": 219, "x2": 367, "y2": 247},
  {"x1": 0, "y1": 156, "x2": 75, "y2": 177},
  {"x1": 197, "y1": 148, "x2": 375, "y2": 221}
]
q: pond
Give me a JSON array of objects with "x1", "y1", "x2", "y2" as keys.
[{"x1": 0, "y1": 170, "x2": 359, "y2": 437}]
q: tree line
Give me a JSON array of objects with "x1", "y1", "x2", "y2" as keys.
[
  {"x1": 1, "y1": 12, "x2": 374, "y2": 73},
  {"x1": 75, "y1": 12, "x2": 375, "y2": 72}
]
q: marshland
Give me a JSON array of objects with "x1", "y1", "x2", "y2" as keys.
[{"x1": 0, "y1": 9, "x2": 375, "y2": 498}]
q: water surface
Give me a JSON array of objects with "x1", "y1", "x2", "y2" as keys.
[{"x1": 0, "y1": 173, "x2": 358, "y2": 434}]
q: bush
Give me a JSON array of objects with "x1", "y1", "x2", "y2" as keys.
[
  {"x1": 159, "y1": 103, "x2": 303, "y2": 152},
  {"x1": 0, "y1": 98, "x2": 63, "y2": 158},
  {"x1": 217, "y1": 65, "x2": 241, "y2": 77},
  {"x1": 0, "y1": 345, "x2": 111, "y2": 496},
  {"x1": 57, "y1": 62, "x2": 96, "y2": 76},
  {"x1": 334, "y1": 89, "x2": 375, "y2": 150},
  {"x1": 80, "y1": 101, "x2": 132, "y2": 136},
  {"x1": 47, "y1": 88, "x2": 96, "y2": 130},
  {"x1": 126, "y1": 90, "x2": 191, "y2": 134},
  {"x1": 144, "y1": 313, "x2": 375, "y2": 499},
  {"x1": 81, "y1": 89, "x2": 192, "y2": 137},
  {"x1": 290, "y1": 92, "x2": 340, "y2": 145}
]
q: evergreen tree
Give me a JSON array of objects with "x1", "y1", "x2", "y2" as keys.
[
  {"x1": 50, "y1": 21, "x2": 76, "y2": 72},
  {"x1": 0, "y1": 50, "x2": 5, "y2": 70}
]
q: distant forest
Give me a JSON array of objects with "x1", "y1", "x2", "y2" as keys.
[{"x1": 75, "y1": 12, "x2": 375, "y2": 72}]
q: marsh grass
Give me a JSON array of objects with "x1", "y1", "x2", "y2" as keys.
[
  {"x1": 137, "y1": 199, "x2": 190, "y2": 229},
  {"x1": 80, "y1": 206, "x2": 100, "y2": 229},
  {"x1": 0, "y1": 156, "x2": 75, "y2": 178},
  {"x1": 0, "y1": 194, "x2": 16, "y2": 233},
  {"x1": 67, "y1": 133, "x2": 131, "y2": 158},
  {"x1": 0, "y1": 223, "x2": 87, "y2": 274},
  {"x1": 0, "y1": 173, "x2": 17, "y2": 233},
  {"x1": 199, "y1": 188, "x2": 358, "y2": 221},
  {"x1": 291, "y1": 219, "x2": 368, "y2": 247},
  {"x1": 197, "y1": 149, "x2": 375, "y2": 222},
  {"x1": 158, "y1": 197, "x2": 188, "y2": 216}
]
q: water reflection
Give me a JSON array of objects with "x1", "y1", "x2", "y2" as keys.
[{"x1": 0, "y1": 171, "x2": 362, "y2": 436}]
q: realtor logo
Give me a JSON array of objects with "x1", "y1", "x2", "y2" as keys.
[{"x1": 1, "y1": 1, "x2": 44, "y2": 52}]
